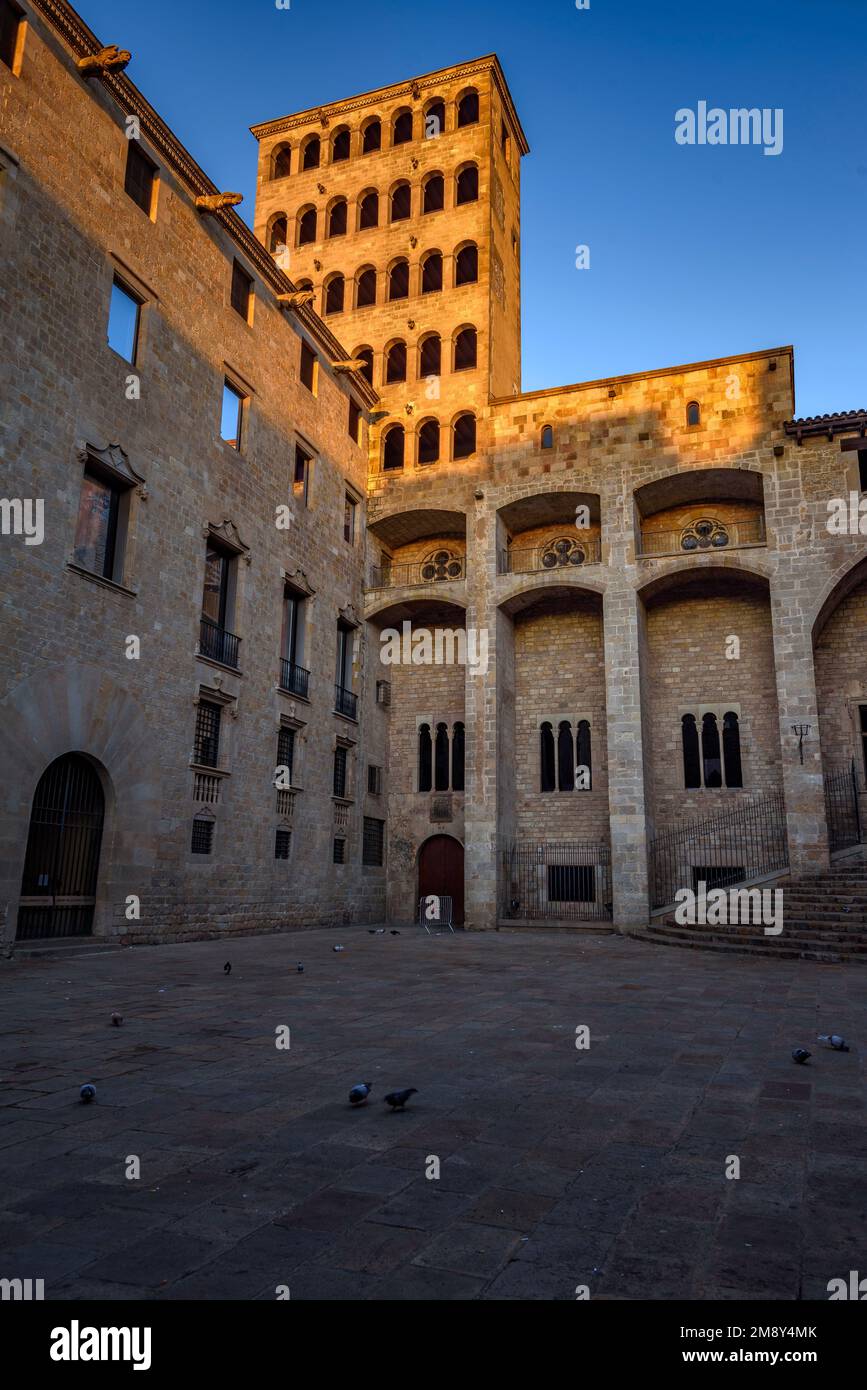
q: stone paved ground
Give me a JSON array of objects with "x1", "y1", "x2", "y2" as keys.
[{"x1": 0, "y1": 928, "x2": 865, "y2": 1301}]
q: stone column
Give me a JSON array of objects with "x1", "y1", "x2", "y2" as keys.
[
  {"x1": 770, "y1": 584, "x2": 830, "y2": 875},
  {"x1": 603, "y1": 581, "x2": 652, "y2": 928}
]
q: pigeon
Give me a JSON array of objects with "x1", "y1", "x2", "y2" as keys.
[
  {"x1": 390, "y1": 930, "x2": 400, "y2": 936},
  {"x1": 80, "y1": 1084, "x2": 96, "y2": 1103},
  {"x1": 818, "y1": 1034, "x2": 850, "y2": 1051},
  {"x1": 296, "y1": 963, "x2": 304, "y2": 973},
  {"x1": 224, "y1": 962, "x2": 231, "y2": 975},
  {"x1": 349, "y1": 1082, "x2": 373, "y2": 1106},
  {"x1": 333, "y1": 945, "x2": 345, "y2": 952},
  {"x1": 110, "y1": 1012, "x2": 123, "y2": 1027},
  {"x1": 792, "y1": 1048, "x2": 811, "y2": 1065},
  {"x1": 384, "y1": 1088, "x2": 418, "y2": 1111}
]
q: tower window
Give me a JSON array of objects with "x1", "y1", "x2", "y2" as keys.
[
  {"x1": 302, "y1": 136, "x2": 320, "y2": 170},
  {"x1": 455, "y1": 244, "x2": 478, "y2": 285},
  {"x1": 422, "y1": 252, "x2": 443, "y2": 294},
  {"x1": 272, "y1": 143, "x2": 292, "y2": 179},
  {"x1": 324, "y1": 275, "x2": 345, "y2": 315},
  {"x1": 417, "y1": 420, "x2": 440, "y2": 465},
  {"x1": 453, "y1": 413, "x2": 476, "y2": 460},
  {"x1": 541, "y1": 425, "x2": 554, "y2": 450},
  {"x1": 332, "y1": 128, "x2": 350, "y2": 162},
  {"x1": 356, "y1": 268, "x2": 376, "y2": 307},
  {"x1": 425, "y1": 100, "x2": 445, "y2": 139},
  {"x1": 359, "y1": 191, "x2": 379, "y2": 229},
  {"x1": 420, "y1": 335, "x2": 441, "y2": 378},
  {"x1": 393, "y1": 110, "x2": 413, "y2": 145},
  {"x1": 686, "y1": 401, "x2": 701, "y2": 427},
  {"x1": 268, "y1": 215, "x2": 288, "y2": 255},
  {"x1": 355, "y1": 347, "x2": 374, "y2": 384},
  {"x1": 362, "y1": 120, "x2": 381, "y2": 154},
  {"x1": 383, "y1": 425, "x2": 405, "y2": 471},
  {"x1": 388, "y1": 260, "x2": 410, "y2": 301},
  {"x1": 386, "y1": 341, "x2": 407, "y2": 384},
  {"x1": 456, "y1": 165, "x2": 479, "y2": 205},
  {"x1": 454, "y1": 327, "x2": 477, "y2": 372},
  {"x1": 297, "y1": 206, "x2": 317, "y2": 245},
  {"x1": 423, "y1": 174, "x2": 444, "y2": 213},
  {"x1": 391, "y1": 182, "x2": 411, "y2": 222},
  {"x1": 328, "y1": 199, "x2": 347, "y2": 237},
  {"x1": 457, "y1": 90, "x2": 480, "y2": 127}
]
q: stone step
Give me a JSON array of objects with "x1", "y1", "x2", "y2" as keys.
[{"x1": 643, "y1": 929, "x2": 859, "y2": 963}]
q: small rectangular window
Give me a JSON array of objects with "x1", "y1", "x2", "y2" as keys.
[
  {"x1": 333, "y1": 745, "x2": 348, "y2": 798},
  {"x1": 333, "y1": 837, "x2": 346, "y2": 864},
  {"x1": 124, "y1": 142, "x2": 157, "y2": 216},
  {"x1": 548, "y1": 865, "x2": 596, "y2": 903},
  {"x1": 275, "y1": 828, "x2": 291, "y2": 860},
  {"x1": 0, "y1": 0, "x2": 23, "y2": 72},
  {"x1": 230, "y1": 260, "x2": 253, "y2": 321},
  {"x1": 194, "y1": 700, "x2": 222, "y2": 768},
  {"x1": 293, "y1": 444, "x2": 311, "y2": 503},
  {"x1": 367, "y1": 764, "x2": 383, "y2": 795},
  {"x1": 221, "y1": 379, "x2": 244, "y2": 449},
  {"x1": 348, "y1": 397, "x2": 362, "y2": 444},
  {"x1": 300, "y1": 340, "x2": 317, "y2": 392},
  {"x1": 277, "y1": 726, "x2": 295, "y2": 784},
  {"x1": 73, "y1": 469, "x2": 122, "y2": 580},
  {"x1": 191, "y1": 818, "x2": 214, "y2": 855},
  {"x1": 107, "y1": 277, "x2": 142, "y2": 363},
  {"x1": 859, "y1": 449, "x2": 867, "y2": 493},
  {"x1": 344, "y1": 493, "x2": 357, "y2": 545},
  {"x1": 362, "y1": 816, "x2": 385, "y2": 866}
]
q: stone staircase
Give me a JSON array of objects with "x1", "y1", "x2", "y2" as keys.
[{"x1": 639, "y1": 849, "x2": 867, "y2": 962}]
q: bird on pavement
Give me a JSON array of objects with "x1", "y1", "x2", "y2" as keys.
[
  {"x1": 224, "y1": 962, "x2": 231, "y2": 974},
  {"x1": 80, "y1": 1084, "x2": 96, "y2": 1103},
  {"x1": 384, "y1": 1088, "x2": 418, "y2": 1110},
  {"x1": 792, "y1": 1047, "x2": 811, "y2": 1064},
  {"x1": 349, "y1": 1083, "x2": 373, "y2": 1106},
  {"x1": 818, "y1": 1033, "x2": 850, "y2": 1051}
]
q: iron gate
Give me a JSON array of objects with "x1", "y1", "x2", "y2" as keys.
[
  {"x1": 824, "y1": 760, "x2": 862, "y2": 853},
  {"x1": 16, "y1": 754, "x2": 105, "y2": 940},
  {"x1": 500, "y1": 840, "x2": 612, "y2": 921},
  {"x1": 649, "y1": 789, "x2": 789, "y2": 911}
]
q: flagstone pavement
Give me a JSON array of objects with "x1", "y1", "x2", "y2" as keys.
[{"x1": 1, "y1": 928, "x2": 864, "y2": 1301}]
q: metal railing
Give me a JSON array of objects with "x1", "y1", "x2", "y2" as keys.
[
  {"x1": 369, "y1": 557, "x2": 466, "y2": 589},
  {"x1": 498, "y1": 538, "x2": 602, "y2": 575},
  {"x1": 638, "y1": 516, "x2": 766, "y2": 558},
  {"x1": 335, "y1": 684, "x2": 358, "y2": 719},
  {"x1": 199, "y1": 616, "x2": 241, "y2": 669},
  {"x1": 500, "y1": 840, "x2": 612, "y2": 921},
  {"x1": 648, "y1": 788, "x2": 788, "y2": 910},
  {"x1": 279, "y1": 659, "x2": 310, "y2": 699},
  {"x1": 825, "y1": 760, "x2": 862, "y2": 853}
]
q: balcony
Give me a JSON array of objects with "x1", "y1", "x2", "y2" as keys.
[
  {"x1": 279, "y1": 659, "x2": 310, "y2": 699},
  {"x1": 498, "y1": 537, "x2": 601, "y2": 575},
  {"x1": 335, "y1": 684, "x2": 358, "y2": 719},
  {"x1": 369, "y1": 554, "x2": 466, "y2": 590},
  {"x1": 198, "y1": 616, "x2": 241, "y2": 669},
  {"x1": 638, "y1": 515, "x2": 766, "y2": 559}
]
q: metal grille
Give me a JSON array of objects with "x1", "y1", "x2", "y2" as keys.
[
  {"x1": 191, "y1": 818, "x2": 214, "y2": 855},
  {"x1": 280, "y1": 660, "x2": 310, "y2": 698},
  {"x1": 363, "y1": 817, "x2": 385, "y2": 866},
  {"x1": 275, "y1": 829, "x2": 291, "y2": 860},
  {"x1": 649, "y1": 789, "x2": 788, "y2": 910},
  {"x1": 277, "y1": 727, "x2": 295, "y2": 784},
  {"x1": 333, "y1": 838, "x2": 346, "y2": 864},
  {"x1": 199, "y1": 617, "x2": 240, "y2": 669},
  {"x1": 333, "y1": 745, "x2": 348, "y2": 797},
  {"x1": 17, "y1": 754, "x2": 105, "y2": 940},
  {"x1": 335, "y1": 684, "x2": 358, "y2": 719},
  {"x1": 825, "y1": 761, "x2": 862, "y2": 853},
  {"x1": 500, "y1": 841, "x2": 612, "y2": 922},
  {"x1": 194, "y1": 700, "x2": 222, "y2": 768}
]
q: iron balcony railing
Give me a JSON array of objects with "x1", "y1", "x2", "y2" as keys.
[
  {"x1": 500, "y1": 840, "x2": 612, "y2": 922},
  {"x1": 824, "y1": 760, "x2": 862, "y2": 853},
  {"x1": 279, "y1": 659, "x2": 310, "y2": 699},
  {"x1": 498, "y1": 538, "x2": 602, "y2": 575},
  {"x1": 199, "y1": 616, "x2": 241, "y2": 669},
  {"x1": 335, "y1": 684, "x2": 358, "y2": 719},
  {"x1": 369, "y1": 556, "x2": 466, "y2": 589},
  {"x1": 638, "y1": 515, "x2": 766, "y2": 558},
  {"x1": 648, "y1": 788, "x2": 788, "y2": 911}
]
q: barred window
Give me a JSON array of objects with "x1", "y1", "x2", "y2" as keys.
[
  {"x1": 368, "y1": 764, "x2": 383, "y2": 795},
  {"x1": 333, "y1": 837, "x2": 346, "y2": 864},
  {"x1": 277, "y1": 726, "x2": 295, "y2": 784},
  {"x1": 275, "y1": 828, "x2": 291, "y2": 860},
  {"x1": 333, "y1": 745, "x2": 348, "y2": 798},
  {"x1": 194, "y1": 700, "x2": 222, "y2": 768},
  {"x1": 191, "y1": 817, "x2": 214, "y2": 855},
  {"x1": 363, "y1": 817, "x2": 385, "y2": 867}
]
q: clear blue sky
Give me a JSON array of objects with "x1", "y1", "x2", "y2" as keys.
[{"x1": 77, "y1": 0, "x2": 865, "y2": 418}]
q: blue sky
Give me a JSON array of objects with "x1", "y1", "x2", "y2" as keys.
[{"x1": 77, "y1": 0, "x2": 865, "y2": 417}]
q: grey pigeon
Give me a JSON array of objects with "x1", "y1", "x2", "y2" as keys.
[
  {"x1": 792, "y1": 1048, "x2": 811, "y2": 1065},
  {"x1": 224, "y1": 962, "x2": 231, "y2": 974},
  {"x1": 390, "y1": 930, "x2": 400, "y2": 936},
  {"x1": 296, "y1": 963, "x2": 304, "y2": 973},
  {"x1": 384, "y1": 1087, "x2": 418, "y2": 1111},
  {"x1": 333, "y1": 945, "x2": 345, "y2": 952},
  {"x1": 110, "y1": 1012, "x2": 123, "y2": 1027},
  {"x1": 80, "y1": 1084, "x2": 96, "y2": 1103},
  {"x1": 349, "y1": 1082, "x2": 373, "y2": 1106},
  {"x1": 818, "y1": 1034, "x2": 850, "y2": 1051}
]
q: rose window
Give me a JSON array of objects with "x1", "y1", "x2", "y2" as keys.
[
  {"x1": 541, "y1": 538, "x2": 587, "y2": 569},
  {"x1": 680, "y1": 518, "x2": 730, "y2": 552},
  {"x1": 421, "y1": 550, "x2": 463, "y2": 581}
]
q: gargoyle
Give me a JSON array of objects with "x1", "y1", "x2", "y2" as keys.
[
  {"x1": 330, "y1": 358, "x2": 369, "y2": 373},
  {"x1": 276, "y1": 290, "x2": 315, "y2": 308},
  {"x1": 77, "y1": 46, "x2": 131, "y2": 76},
  {"x1": 195, "y1": 192, "x2": 243, "y2": 213}
]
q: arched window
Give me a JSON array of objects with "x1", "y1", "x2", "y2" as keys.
[
  {"x1": 701, "y1": 713, "x2": 722, "y2": 788},
  {"x1": 356, "y1": 268, "x2": 376, "y2": 308},
  {"x1": 386, "y1": 341, "x2": 407, "y2": 383},
  {"x1": 457, "y1": 90, "x2": 480, "y2": 127},
  {"x1": 434, "y1": 723, "x2": 450, "y2": 791},
  {"x1": 355, "y1": 346, "x2": 374, "y2": 384},
  {"x1": 297, "y1": 206, "x2": 317, "y2": 245},
  {"x1": 452, "y1": 722, "x2": 465, "y2": 792},
  {"x1": 268, "y1": 215, "x2": 288, "y2": 254},
  {"x1": 425, "y1": 99, "x2": 445, "y2": 139},
  {"x1": 540, "y1": 722, "x2": 556, "y2": 793},
  {"x1": 682, "y1": 714, "x2": 701, "y2": 789},
  {"x1": 418, "y1": 723, "x2": 432, "y2": 792},
  {"x1": 271, "y1": 144, "x2": 291, "y2": 179},
  {"x1": 456, "y1": 165, "x2": 479, "y2": 205},
  {"x1": 393, "y1": 110, "x2": 413, "y2": 145},
  {"x1": 421, "y1": 251, "x2": 443, "y2": 294},
  {"x1": 576, "y1": 720, "x2": 592, "y2": 790},
  {"x1": 557, "y1": 721, "x2": 574, "y2": 793},
  {"x1": 391, "y1": 182, "x2": 411, "y2": 222},
  {"x1": 383, "y1": 424, "x2": 405, "y2": 471},
  {"x1": 328, "y1": 199, "x2": 347, "y2": 238},
  {"x1": 687, "y1": 401, "x2": 701, "y2": 427},
  {"x1": 296, "y1": 278, "x2": 314, "y2": 293},
  {"x1": 420, "y1": 334, "x2": 441, "y2": 378},
  {"x1": 722, "y1": 712, "x2": 743, "y2": 788},
  {"x1": 541, "y1": 425, "x2": 554, "y2": 450},
  {"x1": 455, "y1": 243, "x2": 478, "y2": 285},
  {"x1": 331, "y1": 128, "x2": 350, "y2": 163},
  {"x1": 454, "y1": 327, "x2": 477, "y2": 372},
  {"x1": 362, "y1": 119, "x2": 381, "y2": 154},
  {"x1": 388, "y1": 259, "x2": 410, "y2": 300},
  {"x1": 453, "y1": 413, "x2": 476, "y2": 459},
  {"x1": 301, "y1": 135, "x2": 320, "y2": 170},
  {"x1": 359, "y1": 191, "x2": 379, "y2": 229},
  {"x1": 324, "y1": 274, "x2": 344, "y2": 315},
  {"x1": 423, "y1": 173, "x2": 444, "y2": 213},
  {"x1": 417, "y1": 419, "x2": 440, "y2": 465}
]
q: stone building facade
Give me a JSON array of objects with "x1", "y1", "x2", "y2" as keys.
[{"x1": 1, "y1": 0, "x2": 865, "y2": 946}]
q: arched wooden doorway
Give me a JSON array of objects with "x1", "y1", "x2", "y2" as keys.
[
  {"x1": 418, "y1": 834, "x2": 465, "y2": 925},
  {"x1": 17, "y1": 754, "x2": 105, "y2": 940}
]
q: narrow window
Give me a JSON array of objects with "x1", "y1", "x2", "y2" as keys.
[
  {"x1": 73, "y1": 468, "x2": 122, "y2": 580},
  {"x1": 457, "y1": 91, "x2": 479, "y2": 127},
  {"x1": 194, "y1": 700, "x2": 222, "y2": 768},
  {"x1": 281, "y1": 592, "x2": 307, "y2": 695},
  {"x1": 417, "y1": 420, "x2": 440, "y2": 465},
  {"x1": 268, "y1": 215, "x2": 288, "y2": 254},
  {"x1": 328, "y1": 199, "x2": 347, "y2": 238},
  {"x1": 344, "y1": 493, "x2": 357, "y2": 544},
  {"x1": 451, "y1": 722, "x2": 465, "y2": 792},
  {"x1": 230, "y1": 260, "x2": 253, "y2": 321},
  {"x1": 359, "y1": 191, "x2": 379, "y2": 229},
  {"x1": 200, "y1": 541, "x2": 239, "y2": 666},
  {"x1": 335, "y1": 624, "x2": 355, "y2": 715},
  {"x1": 356, "y1": 267, "x2": 376, "y2": 307},
  {"x1": 367, "y1": 765, "x2": 383, "y2": 795},
  {"x1": 332, "y1": 129, "x2": 350, "y2": 162},
  {"x1": 541, "y1": 425, "x2": 554, "y2": 450},
  {"x1": 324, "y1": 274, "x2": 345, "y2": 315},
  {"x1": 455, "y1": 244, "x2": 478, "y2": 285},
  {"x1": 275, "y1": 829, "x2": 291, "y2": 860},
  {"x1": 362, "y1": 120, "x2": 381, "y2": 154},
  {"x1": 107, "y1": 277, "x2": 141, "y2": 363},
  {"x1": 277, "y1": 726, "x2": 296, "y2": 784},
  {"x1": 453, "y1": 413, "x2": 476, "y2": 460},
  {"x1": 220, "y1": 380, "x2": 244, "y2": 448},
  {"x1": 454, "y1": 327, "x2": 477, "y2": 372},
  {"x1": 356, "y1": 347, "x2": 374, "y2": 384},
  {"x1": 293, "y1": 443, "x2": 312, "y2": 503},
  {"x1": 0, "y1": 0, "x2": 23, "y2": 71},
  {"x1": 191, "y1": 817, "x2": 214, "y2": 855},
  {"x1": 418, "y1": 723, "x2": 433, "y2": 792},
  {"x1": 362, "y1": 817, "x2": 385, "y2": 866},
  {"x1": 501, "y1": 119, "x2": 512, "y2": 162},
  {"x1": 389, "y1": 260, "x2": 410, "y2": 300},
  {"x1": 701, "y1": 712, "x2": 722, "y2": 788},
  {"x1": 298, "y1": 207, "x2": 317, "y2": 245},
  {"x1": 456, "y1": 165, "x2": 479, "y2": 205},
  {"x1": 393, "y1": 111, "x2": 413, "y2": 145},
  {"x1": 124, "y1": 143, "x2": 156, "y2": 216},
  {"x1": 391, "y1": 183, "x2": 411, "y2": 222},
  {"x1": 333, "y1": 744, "x2": 348, "y2": 798},
  {"x1": 540, "y1": 722, "x2": 556, "y2": 793},
  {"x1": 299, "y1": 341, "x2": 317, "y2": 392},
  {"x1": 420, "y1": 335, "x2": 441, "y2": 378},
  {"x1": 383, "y1": 424, "x2": 405, "y2": 470},
  {"x1": 576, "y1": 720, "x2": 592, "y2": 790},
  {"x1": 434, "y1": 723, "x2": 450, "y2": 791},
  {"x1": 425, "y1": 100, "x2": 445, "y2": 139},
  {"x1": 557, "y1": 721, "x2": 574, "y2": 792},
  {"x1": 687, "y1": 401, "x2": 701, "y2": 427},
  {"x1": 386, "y1": 341, "x2": 407, "y2": 384},
  {"x1": 302, "y1": 136, "x2": 320, "y2": 170},
  {"x1": 858, "y1": 449, "x2": 867, "y2": 493},
  {"x1": 348, "y1": 397, "x2": 362, "y2": 444},
  {"x1": 422, "y1": 252, "x2": 443, "y2": 294},
  {"x1": 423, "y1": 174, "x2": 444, "y2": 213},
  {"x1": 682, "y1": 714, "x2": 701, "y2": 789},
  {"x1": 272, "y1": 144, "x2": 291, "y2": 179},
  {"x1": 722, "y1": 711, "x2": 743, "y2": 788},
  {"x1": 333, "y1": 838, "x2": 346, "y2": 864}
]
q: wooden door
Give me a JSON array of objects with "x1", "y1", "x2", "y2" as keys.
[{"x1": 418, "y1": 835, "x2": 464, "y2": 925}]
